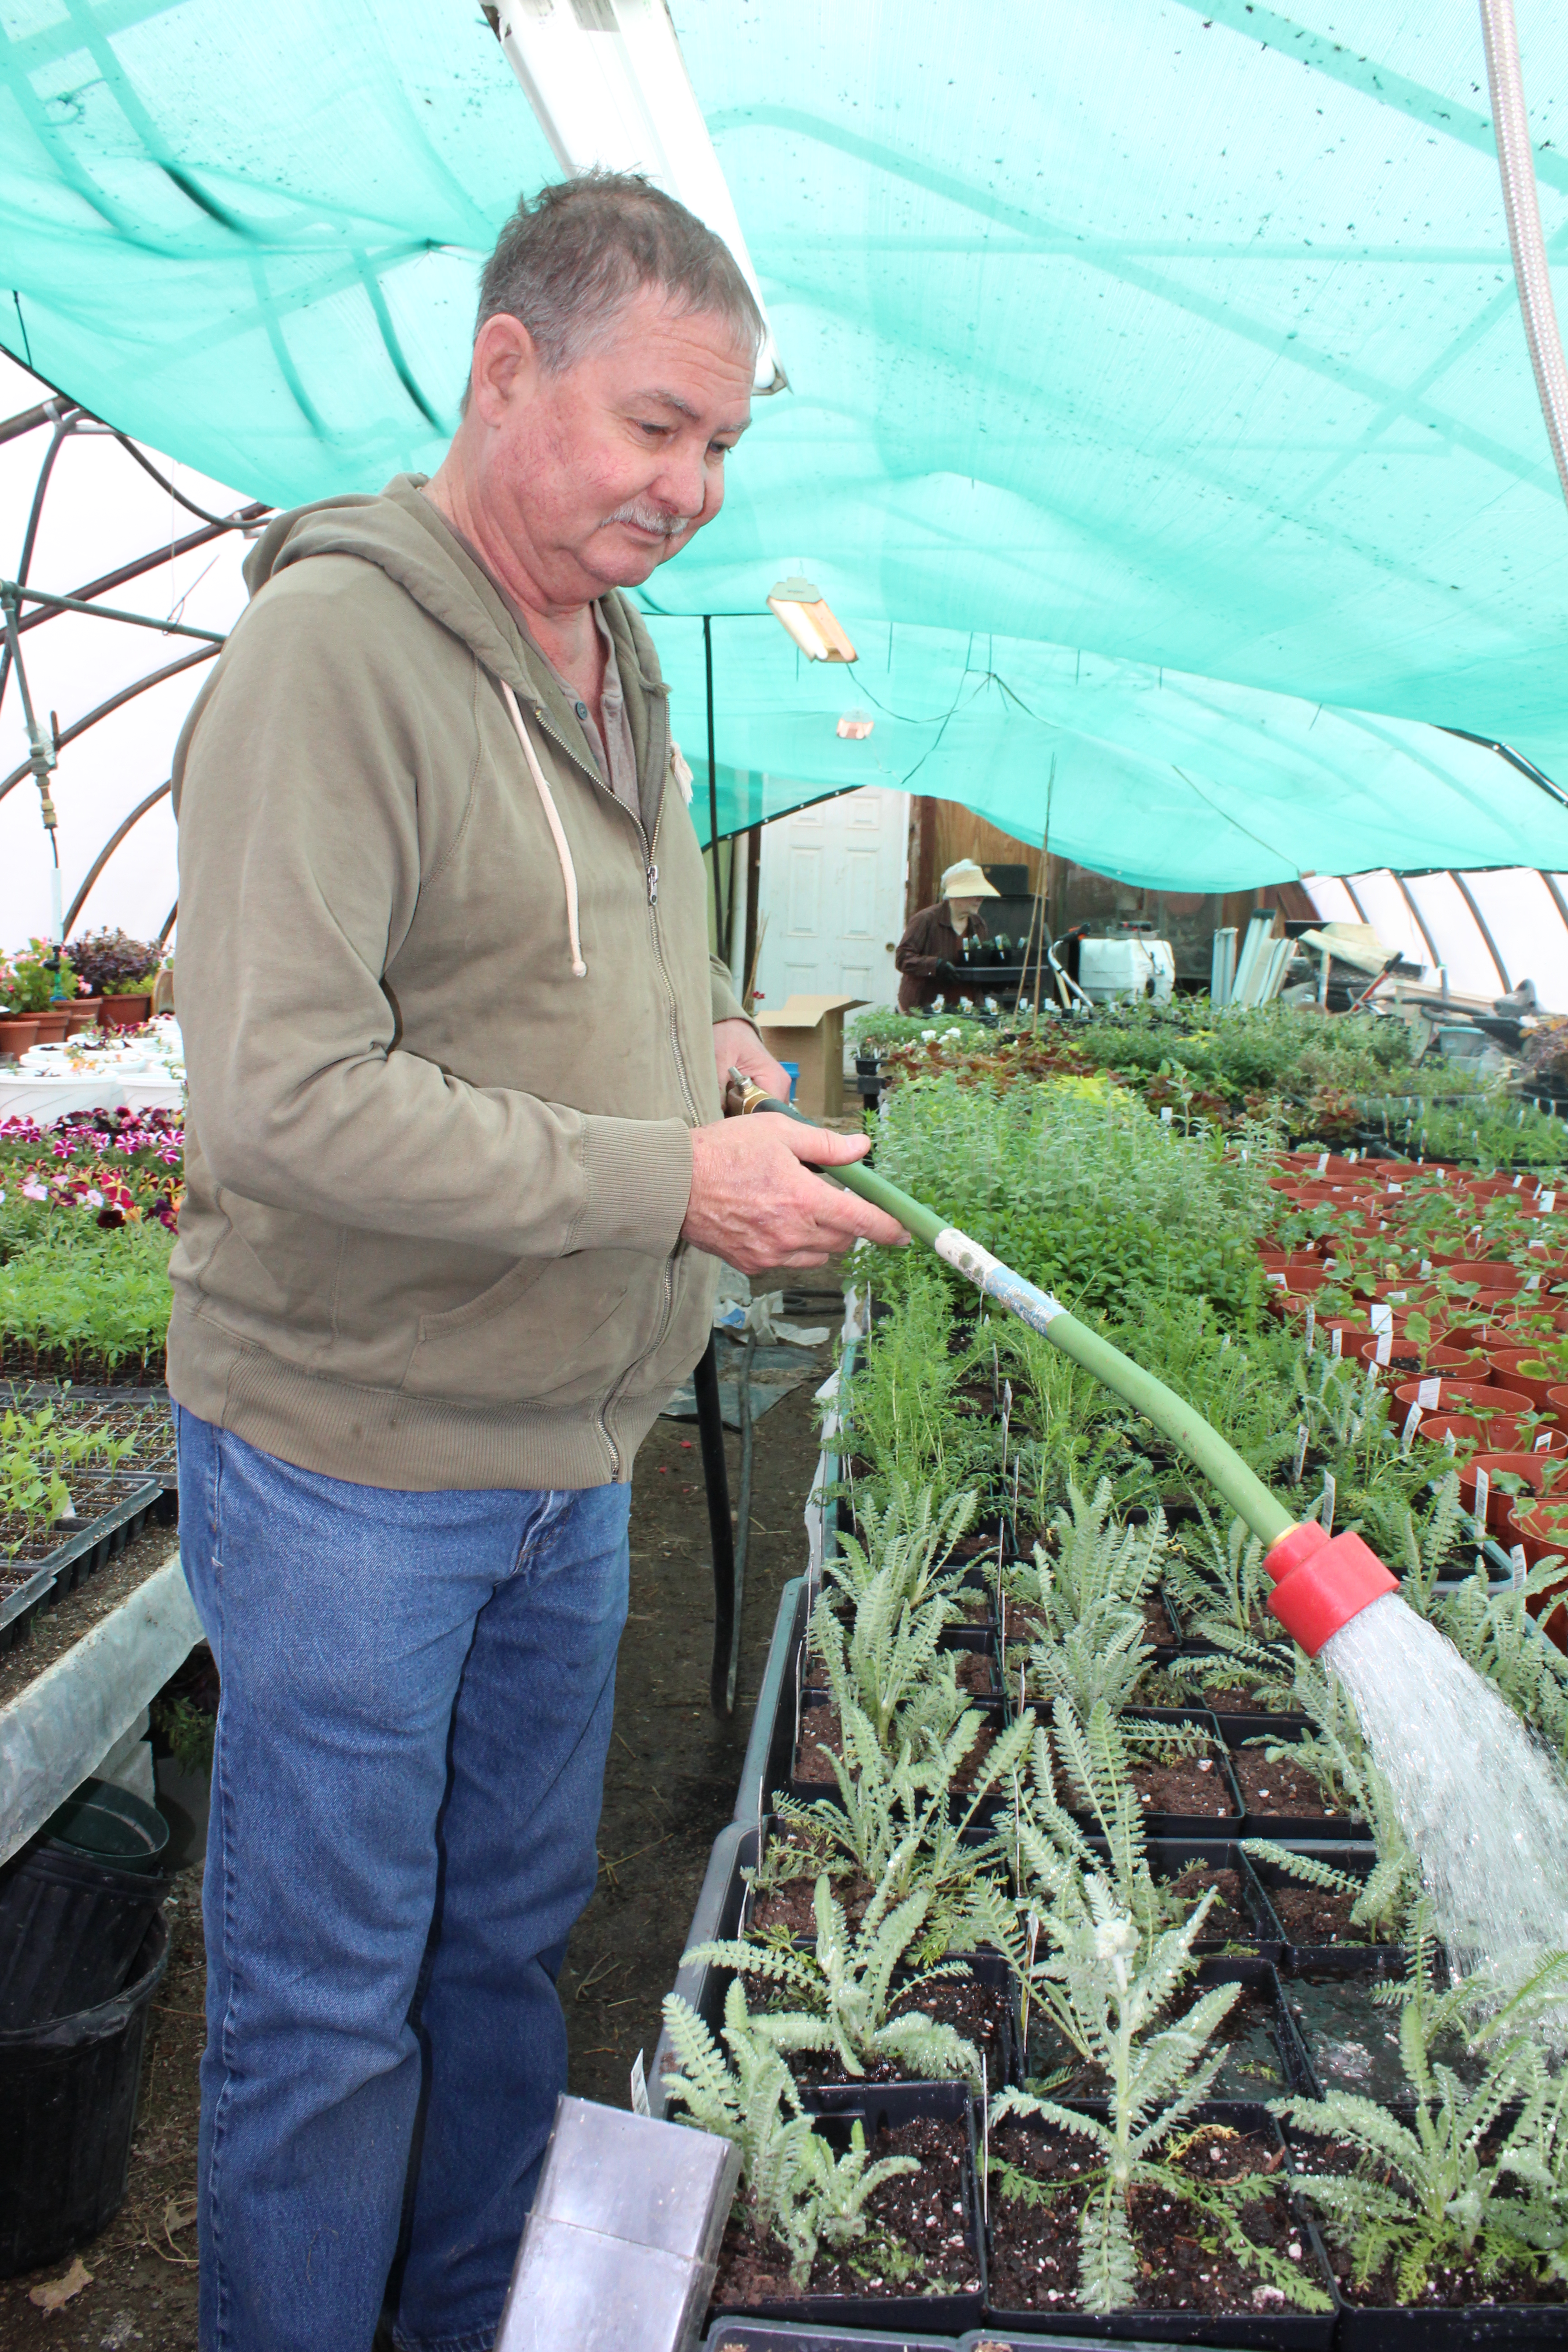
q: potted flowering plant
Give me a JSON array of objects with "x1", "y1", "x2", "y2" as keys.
[
  {"x1": 64, "y1": 927, "x2": 162, "y2": 1028},
  {"x1": 0, "y1": 939, "x2": 79, "y2": 1042}
]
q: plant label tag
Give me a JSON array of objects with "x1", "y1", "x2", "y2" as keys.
[
  {"x1": 1369, "y1": 1303, "x2": 1394, "y2": 1337},
  {"x1": 1320, "y1": 1474, "x2": 1336, "y2": 1537},
  {"x1": 1386, "y1": 1289, "x2": 1406, "y2": 1304},
  {"x1": 1401, "y1": 1402, "x2": 1422, "y2": 1451},
  {"x1": 1160, "y1": 1106, "x2": 1172, "y2": 1123},
  {"x1": 1293, "y1": 1423, "x2": 1309, "y2": 1481},
  {"x1": 1240, "y1": 1147, "x2": 1248, "y2": 1162},
  {"x1": 1541, "y1": 1190, "x2": 1557, "y2": 1215},
  {"x1": 629, "y1": 2048, "x2": 650, "y2": 2118},
  {"x1": 1527, "y1": 1272, "x2": 1541, "y2": 1289},
  {"x1": 1420, "y1": 1258, "x2": 1432, "y2": 1276},
  {"x1": 1538, "y1": 1431, "x2": 1554, "y2": 1452},
  {"x1": 1417, "y1": 1377, "x2": 1441, "y2": 1409},
  {"x1": 1331, "y1": 1326, "x2": 1343, "y2": 1357},
  {"x1": 1267, "y1": 1269, "x2": 1286, "y2": 1285},
  {"x1": 1375, "y1": 1328, "x2": 1392, "y2": 1366},
  {"x1": 1514, "y1": 1173, "x2": 1524, "y2": 1189},
  {"x1": 1511, "y1": 1544, "x2": 1528, "y2": 1588},
  {"x1": 1303, "y1": 1303, "x2": 1316, "y2": 1352},
  {"x1": 1436, "y1": 1165, "x2": 1446, "y2": 1181},
  {"x1": 1387, "y1": 1181, "x2": 1402, "y2": 1195},
  {"x1": 1444, "y1": 1427, "x2": 1458, "y2": 1455},
  {"x1": 1315, "y1": 1152, "x2": 1329, "y2": 1175},
  {"x1": 1474, "y1": 1468, "x2": 1490, "y2": 1528}
]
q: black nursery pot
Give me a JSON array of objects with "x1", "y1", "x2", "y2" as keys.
[
  {"x1": 1214, "y1": 1718, "x2": 1371, "y2": 1844},
  {"x1": 1025, "y1": 1959, "x2": 1310, "y2": 2109},
  {"x1": 1064, "y1": 1707, "x2": 1244, "y2": 1841},
  {"x1": 1245, "y1": 1845, "x2": 1406, "y2": 1972},
  {"x1": 706, "y1": 2080, "x2": 986, "y2": 2337},
  {"x1": 981, "y1": 2099, "x2": 1338, "y2": 2347}
]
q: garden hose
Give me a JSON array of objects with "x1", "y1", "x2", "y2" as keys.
[{"x1": 725, "y1": 1074, "x2": 1398, "y2": 1652}]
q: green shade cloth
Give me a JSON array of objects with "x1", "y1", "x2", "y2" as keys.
[{"x1": 5, "y1": 0, "x2": 1568, "y2": 873}]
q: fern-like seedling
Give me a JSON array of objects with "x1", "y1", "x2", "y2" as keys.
[
  {"x1": 829, "y1": 1477, "x2": 980, "y2": 1613},
  {"x1": 683, "y1": 1872, "x2": 984, "y2": 2085}
]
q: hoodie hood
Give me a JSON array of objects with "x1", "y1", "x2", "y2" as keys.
[{"x1": 243, "y1": 473, "x2": 664, "y2": 718}]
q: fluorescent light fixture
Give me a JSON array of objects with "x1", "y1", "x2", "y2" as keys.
[
  {"x1": 495, "y1": 0, "x2": 785, "y2": 394},
  {"x1": 768, "y1": 575, "x2": 857, "y2": 663}
]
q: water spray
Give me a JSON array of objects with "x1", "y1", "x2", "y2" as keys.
[{"x1": 728, "y1": 1075, "x2": 1568, "y2": 2004}]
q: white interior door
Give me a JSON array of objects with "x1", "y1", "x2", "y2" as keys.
[{"x1": 755, "y1": 787, "x2": 910, "y2": 1018}]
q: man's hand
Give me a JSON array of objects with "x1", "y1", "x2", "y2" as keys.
[
  {"x1": 713, "y1": 1016, "x2": 792, "y2": 1103},
  {"x1": 682, "y1": 1117, "x2": 909, "y2": 1274}
]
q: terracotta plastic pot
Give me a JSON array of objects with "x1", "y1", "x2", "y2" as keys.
[
  {"x1": 1503, "y1": 1503, "x2": 1568, "y2": 1653},
  {"x1": 29, "y1": 1009, "x2": 69, "y2": 1044},
  {"x1": 64, "y1": 1007, "x2": 97, "y2": 1037},
  {"x1": 1550, "y1": 1386, "x2": 1568, "y2": 1428},
  {"x1": 1441, "y1": 1259, "x2": 1524, "y2": 1292},
  {"x1": 1483, "y1": 1349, "x2": 1568, "y2": 1411},
  {"x1": 1392, "y1": 1378, "x2": 1534, "y2": 1427},
  {"x1": 0, "y1": 1016, "x2": 40, "y2": 1056},
  {"x1": 1356, "y1": 1338, "x2": 1475, "y2": 1379},
  {"x1": 1458, "y1": 1451, "x2": 1561, "y2": 1539},
  {"x1": 100, "y1": 993, "x2": 151, "y2": 1030}
]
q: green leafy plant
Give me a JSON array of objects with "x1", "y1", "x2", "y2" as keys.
[
  {"x1": 0, "y1": 1403, "x2": 135, "y2": 1549},
  {"x1": 684, "y1": 1871, "x2": 983, "y2": 2085}
]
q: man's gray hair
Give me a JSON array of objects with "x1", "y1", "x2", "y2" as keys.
[{"x1": 475, "y1": 172, "x2": 763, "y2": 372}]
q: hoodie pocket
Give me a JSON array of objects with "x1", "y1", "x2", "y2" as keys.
[{"x1": 400, "y1": 1251, "x2": 646, "y2": 1409}]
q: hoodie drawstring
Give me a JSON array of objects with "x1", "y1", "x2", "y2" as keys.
[{"x1": 500, "y1": 681, "x2": 588, "y2": 979}]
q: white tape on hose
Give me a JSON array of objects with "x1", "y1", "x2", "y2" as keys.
[{"x1": 934, "y1": 1226, "x2": 1065, "y2": 1323}]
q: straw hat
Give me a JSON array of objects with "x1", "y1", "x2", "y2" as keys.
[{"x1": 941, "y1": 859, "x2": 1000, "y2": 901}]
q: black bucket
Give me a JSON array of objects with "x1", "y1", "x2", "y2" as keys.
[
  {"x1": 0, "y1": 1840, "x2": 168, "y2": 2031},
  {"x1": 0, "y1": 1912, "x2": 169, "y2": 2277},
  {"x1": 42, "y1": 1780, "x2": 169, "y2": 1875}
]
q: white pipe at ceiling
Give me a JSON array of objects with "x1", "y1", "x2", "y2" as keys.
[{"x1": 1480, "y1": 0, "x2": 1568, "y2": 505}]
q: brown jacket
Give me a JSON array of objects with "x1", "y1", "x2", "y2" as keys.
[
  {"x1": 168, "y1": 475, "x2": 747, "y2": 1492},
  {"x1": 895, "y1": 902, "x2": 990, "y2": 1012}
]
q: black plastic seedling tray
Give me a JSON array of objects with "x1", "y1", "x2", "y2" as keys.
[
  {"x1": 1080, "y1": 1836, "x2": 1286, "y2": 1960},
  {"x1": 706, "y1": 2080, "x2": 987, "y2": 2339},
  {"x1": 1243, "y1": 1845, "x2": 1406, "y2": 1972},
  {"x1": 982, "y1": 2100, "x2": 1337, "y2": 2347},
  {"x1": 1024, "y1": 1958, "x2": 1311, "y2": 2111},
  {"x1": 0, "y1": 1478, "x2": 174, "y2": 1653},
  {"x1": 734, "y1": 1577, "x2": 808, "y2": 1828},
  {"x1": 1212, "y1": 1717, "x2": 1371, "y2": 1844},
  {"x1": 1058, "y1": 1707, "x2": 1243, "y2": 1842}
]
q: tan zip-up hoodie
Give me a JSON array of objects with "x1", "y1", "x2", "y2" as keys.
[{"x1": 168, "y1": 475, "x2": 746, "y2": 1490}]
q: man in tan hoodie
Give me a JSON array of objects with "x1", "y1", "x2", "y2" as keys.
[{"x1": 171, "y1": 173, "x2": 903, "y2": 2352}]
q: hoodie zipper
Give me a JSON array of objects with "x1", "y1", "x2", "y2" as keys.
[{"x1": 519, "y1": 692, "x2": 696, "y2": 1475}]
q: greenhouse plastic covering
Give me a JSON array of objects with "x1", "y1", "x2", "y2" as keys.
[{"x1": 5, "y1": 0, "x2": 1568, "y2": 913}]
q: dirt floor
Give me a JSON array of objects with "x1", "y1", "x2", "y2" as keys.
[{"x1": 0, "y1": 1284, "x2": 839, "y2": 2349}]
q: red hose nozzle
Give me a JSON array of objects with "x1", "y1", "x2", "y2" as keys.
[{"x1": 1262, "y1": 1520, "x2": 1398, "y2": 1656}]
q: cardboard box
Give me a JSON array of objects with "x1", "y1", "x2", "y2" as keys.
[{"x1": 754, "y1": 992, "x2": 865, "y2": 1119}]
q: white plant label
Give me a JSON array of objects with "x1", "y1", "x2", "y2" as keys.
[
  {"x1": 1303, "y1": 1303, "x2": 1316, "y2": 1352},
  {"x1": 1369, "y1": 1303, "x2": 1394, "y2": 1337},
  {"x1": 1320, "y1": 1473, "x2": 1337, "y2": 1537},
  {"x1": 1541, "y1": 1190, "x2": 1557, "y2": 1215},
  {"x1": 1526, "y1": 1273, "x2": 1541, "y2": 1290},
  {"x1": 1473, "y1": 1468, "x2": 1490, "y2": 1530},
  {"x1": 1331, "y1": 1327, "x2": 1343, "y2": 1357},
  {"x1": 1315, "y1": 1152, "x2": 1329, "y2": 1175},
  {"x1": 1538, "y1": 1431, "x2": 1554, "y2": 1452},
  {"x1": 1375, "y1": 1328, "x2": 1392, "y2": 1366},
  {"x1": 1512, "y1": 1544, "x2": 1528, "y2": 1589},
  {"x1": 1293, "y1": 1422, "x2": 1309, "y2": 1481},
  {"x1": 1160, "y1": 1106, "x2": 1172, "y2": 1123},
  {"x1": 1401, "y1": 1402, "x2": 1422, "y2": 1451},
  {"x1": 1386, "y1": 1289, "x2": 1406, "y2": 1304},
  {"x1": 1267, "y1": 1269, "x2": 1286, "y2": 1286},
  {"x1": 1444, "y1": 1427, "x2": 1458, "y2": 1456},
  {"x1": 1417, "y1": 1376, "x2": 1441, "y2": 1409},
  {"x1": 629, "y1": 2049, "x2": 650, "y2": 2118},
  {"x1": 1420, "y1": 1258, "x2": 1432, "y2": 1276},
  {"x1": 1514, "y1": 1173, "x2": 1524, "y2": 1189}
]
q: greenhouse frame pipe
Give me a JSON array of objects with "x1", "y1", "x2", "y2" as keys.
[
  {"x1": 1450, "y1": 869, "x2": 1511, "y2": 991},
  {"x1": 0, "y1": 645, "x2": 219, "y2": 808},
  {"x1": 64, "y1": 779, "x2": 170, "y2": 936},
  {"x1": 0, "y1": 580, "x2": 226, "y2": 645},
  {"x1": 9, "y1": 508, "x2": 269, "y2": 638},
  {"x1": 1392, "y1": 872, "x2": 1442, "y2": 970}
]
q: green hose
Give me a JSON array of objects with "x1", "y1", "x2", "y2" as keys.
[{"x1": 758, "y1": 1094, "x2": 1294, "y2": 1549}]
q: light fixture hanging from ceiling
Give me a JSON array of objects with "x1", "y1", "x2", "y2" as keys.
[
  {"x1": 493, "y1": 0, "x2": 785, "y2": 395},
  {"x1": 767, "y1": 575, "x2": 857, "y2": 663}
]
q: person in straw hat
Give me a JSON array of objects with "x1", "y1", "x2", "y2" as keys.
[{"x1": 894, "y1": 857, "x2": 1000, "y2": 1011}]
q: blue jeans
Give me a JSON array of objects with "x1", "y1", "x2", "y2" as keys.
[{"x1": 174, "y1": 1406, "x2": 631, "y2": 2352}]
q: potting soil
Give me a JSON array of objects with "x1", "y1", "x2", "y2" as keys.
[
  {"x1": 768, "y1": 1967, "x2": 1011, "y2": 2092},
  {"x1": 710, "y1": 2113, "x2": 977, "y2": 2308},
  {"x1": 1295, "y1": 2133, "x2": 1568, "y2": 2310},
  {"x1": 1228, "y1": 1748, "x2": 1357, "y2": 1824},
  {"x1": 986, "y1": 2120, "x2": 1320, "y2": 2318}
]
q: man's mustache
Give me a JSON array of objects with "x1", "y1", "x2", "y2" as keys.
[{"x1": 605, "y1": 500, "x2": 698, "y2": 537}]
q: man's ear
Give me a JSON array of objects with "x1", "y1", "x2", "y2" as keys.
[{"x1": 469, "y1": 313, "x2": 540, "y2": 426}]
